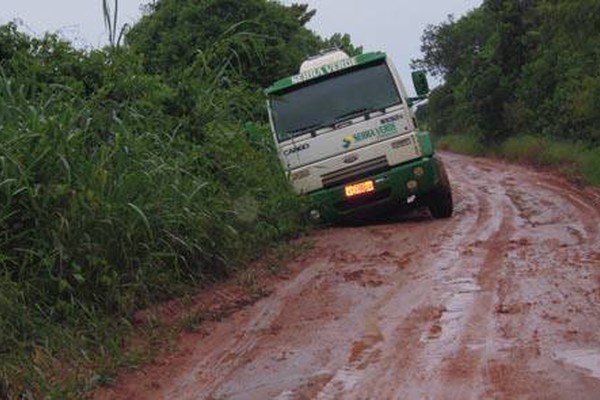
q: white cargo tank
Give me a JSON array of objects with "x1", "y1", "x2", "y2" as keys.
[{"x1": 299, "y1": 49, "x2": 350, "y2": 73}]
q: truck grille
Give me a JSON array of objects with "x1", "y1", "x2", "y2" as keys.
[{"x1": 321, "y1": 155, "x2": 389, "y2": 188}]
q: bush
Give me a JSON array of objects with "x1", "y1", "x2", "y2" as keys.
[
  {"x1": 581, "y1": 148, "x2": 600, "y2": 186},
  {"x1": 434, "y1": 133, "x2": 600, "y2": 187},
  {"x1": 435, "y1": 133, "x2": 486, "y2": 156},
  {"x1": 499, "y1": 135, "x2": 599, "y2": 184},
  {"x1": 0, "y1": 24, "x2": 307, "y2": 397}
]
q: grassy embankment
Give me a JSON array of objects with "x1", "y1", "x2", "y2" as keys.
[
  {"x1": 0, "y1": 23, "x2": 308, "y2": 398},
  {"x1": 436, "y1": 134, "x2": 600, "y2": 186}
]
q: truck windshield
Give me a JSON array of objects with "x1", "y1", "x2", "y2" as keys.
[{"x1": 270, "y1": 61, "x2": 402, "y2": 141}]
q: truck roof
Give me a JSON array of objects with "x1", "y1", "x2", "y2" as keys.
[{"x1": 265, "y1": 51, "x2": 387, "y2": 95}]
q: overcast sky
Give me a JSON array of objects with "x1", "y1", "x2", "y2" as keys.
[{"x1": 1, "y1": 0, "x2": 481, "y2": 92}]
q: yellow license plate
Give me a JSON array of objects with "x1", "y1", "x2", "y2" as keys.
[{"x1": 344, "y1": 180, "x2": 375, "y2": 198}]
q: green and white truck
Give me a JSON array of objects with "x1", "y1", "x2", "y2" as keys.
[{"x1": 265, "y1": 50, "x2": 453, "y2": 222}]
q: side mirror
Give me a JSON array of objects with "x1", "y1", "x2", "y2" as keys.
[{"x1": 412, "y1": 70, "x2": 430, "y2": 97}]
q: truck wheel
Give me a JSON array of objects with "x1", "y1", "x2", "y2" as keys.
[{"x1": 427, "y1": 160, "x2": 453, "y2": 219}]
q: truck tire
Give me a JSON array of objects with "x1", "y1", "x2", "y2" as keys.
[{"x1": 427, "y1": 160, "x2": 453, "y2": 219}]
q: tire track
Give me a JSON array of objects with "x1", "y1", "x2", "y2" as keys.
[{"x1": 96, "y1": 153, "x2": 600, "y2": 400}]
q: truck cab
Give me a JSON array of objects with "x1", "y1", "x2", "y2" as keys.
[{"x1": 266, "y1": 50, "x2": 453, "y2": 222}]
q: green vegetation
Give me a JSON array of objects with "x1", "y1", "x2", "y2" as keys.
[
  {"x1": 437, "y1": 133, "x2": 600, "y2": 186},
  {"x1": 0, "y1": 1, "x2": 360, "y2": 396},
  {"x1": 415, "y1": 0, "x2": 600, "y2": 185},
  {"x1": 127, "y1": 0, "x2": 362, "y2": 89},
  {"x1": 436, "y1": 134, "x2": 486, "y2": 157}
]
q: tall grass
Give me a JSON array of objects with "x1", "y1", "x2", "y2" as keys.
[
  {"x1": 0, "y1": 24, "x2": 306, "y2": 397},
  {"x1": 435, "y1": 132, "x2": 600, "y2": 187},
  {"x1": 499, "y1": 135, "x2": 600, "y2": 186},
  {"x1": 435, "y1": 133, "x2": 486, "y2": 156},
  {"x1": 102, "y1": 0, "x2": 128, "y2": 48}
]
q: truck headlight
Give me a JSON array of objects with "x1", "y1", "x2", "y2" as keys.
[
  {"x1": 290, "y1": 169, "x2": 310, "y2": 181},
  {"x1": 414, "y1": 167, "x2": 425, "y2": 178},
  {"x1": 392, "y1": 138, "x2": 412, "y2": 149},
  {"x1": 309, "y1": 209, "x2": 321, "y2": 220},
  {"x1": 406, "y1": 180, "x2": 418, "y2": 191}
]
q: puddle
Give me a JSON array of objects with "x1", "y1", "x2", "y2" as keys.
[
  {"x1": 273, "y1": 372, "x2": 333, "y2": 400},
  {"x1": 458, "y1": 283, "x2": 482, "y2": 294},
  {"x1": 315, "y1": 366, "x2": 362, "y2": 400},
  {"x1": 445, "y1": 292, "x2": 474, "y2": 313},
  {"x1": 466, "y1": 338, "x2": 514, "y2": 352},
  {"x1": 444, "y1": 278, "x2": 482, "y2": 313},
  {"x1": 420, "y1": 278, "x2": 482, "y2": 346},
  {"x1": 553, "y1": 349, "x2": 600, "y2": 379}
]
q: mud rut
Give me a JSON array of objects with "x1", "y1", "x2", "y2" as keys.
[{"x1": 99, "y1": 153, "x2": 600, "y2": 400}]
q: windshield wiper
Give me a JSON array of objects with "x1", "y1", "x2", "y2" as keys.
[
  {"x1": 285, "y1": 122, "x2": 323, "y2": 138},
  {"x1": 334, "y1": 108, "x2": 369, "y2": 123}
]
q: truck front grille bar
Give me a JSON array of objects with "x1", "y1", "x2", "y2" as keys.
[{"x1": 321, "y1": 155, "x2": 389, "y2": 188}]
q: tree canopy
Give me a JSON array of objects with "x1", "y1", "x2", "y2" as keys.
[
  {"x1": 414, "y1": 0, "x2": 600, "y2": 144},
  {"x1": 126, "y1": 0, "x2": 362, "y2": 88}
]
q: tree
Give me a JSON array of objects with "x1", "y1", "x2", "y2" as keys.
[
  {"x1": 322, "y1": 33, "x2": 363, "y2": 57},
  {"x1": 125, "y1": 0, "x2": 359, "y2": 88}
]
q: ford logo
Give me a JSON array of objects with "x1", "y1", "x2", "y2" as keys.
[{"x1": 343, "y1": 154, "x2": 359, "y2": 164}]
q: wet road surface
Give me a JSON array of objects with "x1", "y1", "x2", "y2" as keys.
[{"x1": 98, "y1": 153, "x2": 600, "y2": 399}]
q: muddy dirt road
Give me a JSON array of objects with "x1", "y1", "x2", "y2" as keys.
[{"x1": 99, "y1": 153, "x2": 600, "y2": 399}]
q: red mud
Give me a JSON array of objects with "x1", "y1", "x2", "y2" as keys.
[{"x1": 96, "y1": 153, "x2": 600, "y2": 400}]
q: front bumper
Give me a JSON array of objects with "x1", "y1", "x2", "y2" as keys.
[{"x1": 308, "y1": 156, "x2": 444, "y2": 222}]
